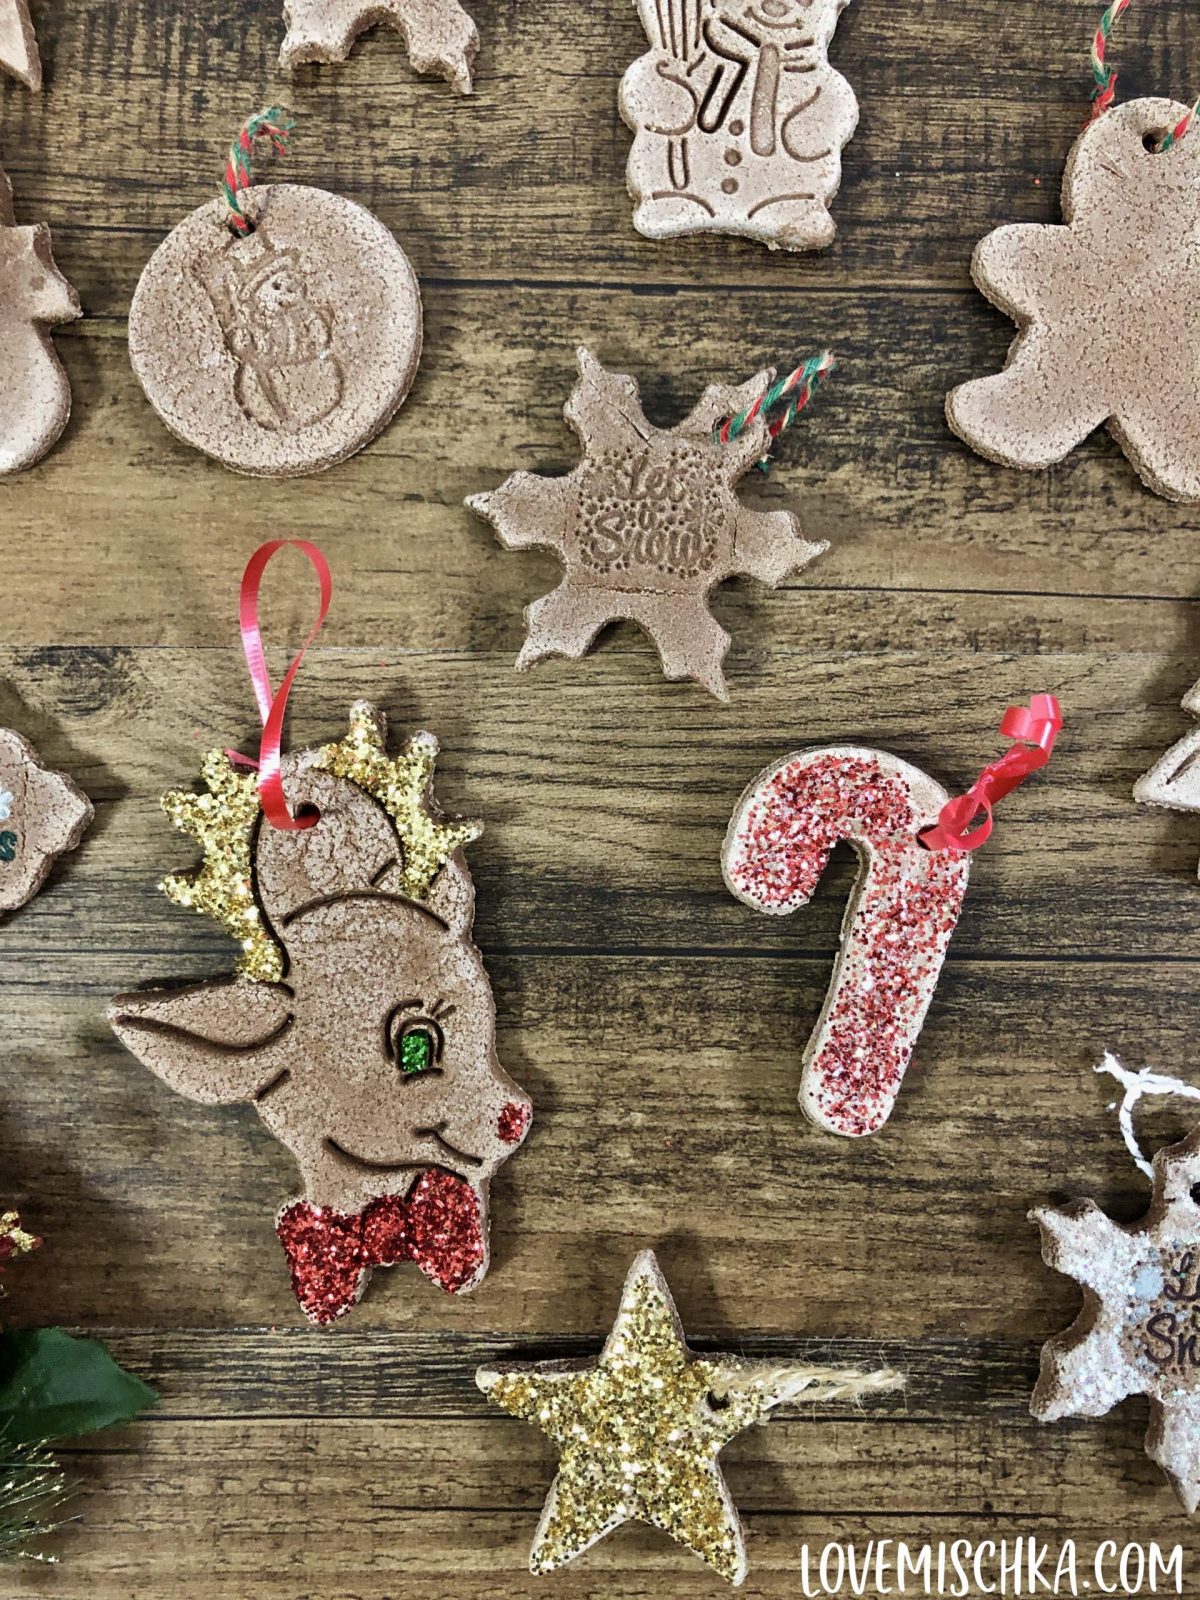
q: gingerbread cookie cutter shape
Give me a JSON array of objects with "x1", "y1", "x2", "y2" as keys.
[
  {"x1": 468, "y1": 348, "x2": 831, "y2": 700},
  {"x1": 280, "y1": 0, "x2": 478, "y2": 92},
  {"x1": 109, "y1": 544, "x2": 531, "y2": 1324},
  {"x1": 0, "y1": 166, "x2": 81, "y2": 475},
  {"x1": 1135, "y1": 676, "x2": 1200, "y2": 858},
  {"x1": 722, "y1": 698, "x2": 1062, "y2": 1136},
  {"x1": 478, "y1": 1251, "x2": 901, "y2": 1586},
  {"x1": 619, "y1": 0, "x2": 859, "y2": 252},
  {"x1": 128, "y1": 109, "x2": 423, "y2": 479},
  {"x1": 1032, "y1": 1055, "x2": 1200, "y2": 1514},
  {"x1": 0, "y1": 0, "x2": 39, "y2": 88},
  {"x1": 947, "y1": 96, "x2": 1200, "y2": 501},
  {"x1": 0, "y1": 729, "x2": 92, "y2": 914}
]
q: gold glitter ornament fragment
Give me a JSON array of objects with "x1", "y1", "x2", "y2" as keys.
[
  {"x1": 315, "y1": 700, "x2": 481, "y2": 901},
  {"x1": 158, "y1": 702, "x2": 481, "y2": 984},
  {"x1": 161, "y1": 751, "x2": 280, "y2": 982},
  {"x1": 477, "y1": 1251, "x2": 900, "y2": 1586}
]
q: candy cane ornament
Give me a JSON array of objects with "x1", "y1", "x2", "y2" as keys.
[{"x1": 722, "y1": 701, "x2": 1062, "y2": 1138}]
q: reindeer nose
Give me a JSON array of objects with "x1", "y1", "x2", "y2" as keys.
[{"x1": 497, "y1": 1101, "x2": 531, "y2": 1145}]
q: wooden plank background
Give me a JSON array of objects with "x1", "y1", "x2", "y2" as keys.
[{"x1": 4, "y1": 0, "x2": 1200, "y2": 1593}]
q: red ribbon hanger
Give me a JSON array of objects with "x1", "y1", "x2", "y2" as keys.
[
  {"x1": 231, "y1": 539, "x2": 333, "y2": 832},
  {"x1": 920, "y1": 695, "x2": 1063, "y2": 854}
]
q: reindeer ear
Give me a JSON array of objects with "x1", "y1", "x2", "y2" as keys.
[
  {"x1": 426, "y1": 851, "x2": 476, "y2": 936},
  {"x1": 109, "y1": 979, "x2": 293, "y2": 1106}
]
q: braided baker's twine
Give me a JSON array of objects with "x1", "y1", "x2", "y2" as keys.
[
  {"x1": 710, "y1": 1359, "x2": 905, "y2": 1411},
  {"x1": 223, "y1": 106, "x2": 295, "y2": 235},
  {"x1": 716, "y1": 350, "x2": 836, "y2": 472},
  {"x1": 1089, "y1": 0, "x2": 1199, "y2": 148},
  {"x1": 1096, "y1": 1051, "x2": 1200, "y2": 1180}
]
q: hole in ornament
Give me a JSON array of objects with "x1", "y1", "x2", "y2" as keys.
[
  {"x1": 1190, "y1": 1185, "x2": 1200, "y2": 1205},
  {"x1": 295, "y1": 802, "x2": 321, "y2": 824},
  {"x1": 1143, "y1": 131, "x2": 1168, "y2": 153},
  {"x1": 706, "y1": 1390, "x2": 731, "y2": 1411}
]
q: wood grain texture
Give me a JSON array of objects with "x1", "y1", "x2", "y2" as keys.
[{"x1": 3, "y1": 0, "x2": 1200, "y2": 1593}]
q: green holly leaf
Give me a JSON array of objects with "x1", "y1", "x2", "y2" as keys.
[{"x1": 0, "y1": 1329, "x2": 156, "y2": 1444}]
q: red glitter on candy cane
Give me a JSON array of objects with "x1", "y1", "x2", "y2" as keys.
[
  {"x1": 276, "y1": 1170, "x2": 485, "y2": 1325},
  {"x1": 727, "y1": 753, "x2": 970, "y2": 1137}
]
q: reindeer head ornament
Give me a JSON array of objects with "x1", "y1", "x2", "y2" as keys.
[{"x1": 110, "y1": 702, "x2": 532, "y2": 1324}]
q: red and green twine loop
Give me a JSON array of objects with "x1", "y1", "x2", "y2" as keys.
[
  {"x1": 1089, "y1": 0, "x2": 1130, "y2": 119},
  {"x1": 224, "y1": 106, "x2": 295, "y2": 235},
  {"x1": 716, "y1": 349, "x2": 836, "y2": 470},
  {"x1": 1089, "y1": 0, "x2": 1199, "y2": 147}
]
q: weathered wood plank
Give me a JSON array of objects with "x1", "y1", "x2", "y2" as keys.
[
  {"x1": 8, "y1": 1427, "x2": 1198, "y2": 1600},
  {"x1": 65, "y1": 1331, "x2": 1032, "y2": 1422},
  {"x1": 3, "y1": 0, "x2": 1198, "y2": 294},
  {"x1": 4, "y1": 290, "x2": 1200, "y2": 643},
  {"x1": 3, "y1": 949, "x2": 1195, "y2": 1330},
  {"x1": 0, "y1": 647, "x2": 1197, "y2": 960}
]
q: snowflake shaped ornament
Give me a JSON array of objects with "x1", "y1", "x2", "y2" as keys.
[
  {"x1": 948, "y1": 98, "x2": 1200, "y2": 501},
  {"x1": 1032, "y1": 1127, "x2": 1200, "y2": 1512},
  {"x1": 467, "y1": 349, "x2": 827, "y2": 699}
]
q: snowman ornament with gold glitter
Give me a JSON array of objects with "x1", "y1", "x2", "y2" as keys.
[{"x1": 477, "y1": 1251, "x2": 900, "y2": 1584}]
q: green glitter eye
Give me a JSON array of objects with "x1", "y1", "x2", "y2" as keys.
[{"x1": 397, "y1": 1023, "x2": 439, "y2": 1076}]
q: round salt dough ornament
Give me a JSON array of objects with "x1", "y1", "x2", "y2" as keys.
[{"x1": 128, "y1": 109, "x2": 422, "y2": 479}]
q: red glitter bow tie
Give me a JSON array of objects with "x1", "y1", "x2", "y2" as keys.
[{"x1": 276, "y1": 1170, "x2": 485, "y2": 1326}]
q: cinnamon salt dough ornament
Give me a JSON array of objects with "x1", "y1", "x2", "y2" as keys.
[
  {"x1": 281, "y1": 0, "x2": 478, "y2": 92},
  {"x1": 468, "y1": 348, "x2": 828, "y2": 700},
  {"x1": 619, "y1": 0, "x2": 858, "y2": 251},
  {"x1": 1032, "y1": 1055, "x2": 1200, "y2": 1513},
  {"x1": 110, "y1": 700, "x2": 532, "y2": 1324},
  {"x1": 1135, "y1": 677, "x2": 1200, "y2": 854},
  {"x1": 0, "y1": 0, "x2": 39, "y2": 88},
  {"x1": 0, "y1": 166, "x2": 81, "y2": 474},
  {"x1": 947, "y1": 96, "x2": 1200, "y2": 501},
  {"x1": 0, "y1": 728, "x2": 92, "y2": 914},
  {"x1": 128, "y1": 109, "x2": 423, "y2": 478},
  {"x1": 478, "y1": 1250, "x2": 901, "y2": 1585},
  {"x1": 722, "y1": 698, "x2": 1061, "y2": 1136}
]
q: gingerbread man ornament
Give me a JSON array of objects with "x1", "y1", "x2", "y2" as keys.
[
  {"x1": 948, "y1": 98, "x2": 1200, "y2": 502},
  {"x1": 620, "y1": 0, "x2": 858, "y2": 251}
]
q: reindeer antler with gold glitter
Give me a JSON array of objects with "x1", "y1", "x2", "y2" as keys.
[{"x1": 161, "y1": 702, "x2": 481, "y2": 984}]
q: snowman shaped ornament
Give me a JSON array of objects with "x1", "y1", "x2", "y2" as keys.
[{"x1": 620, "y1": 0, "x2": 859, "y2": 253}]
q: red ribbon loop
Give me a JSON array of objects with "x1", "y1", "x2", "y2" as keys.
[
  {"x1": 920, "y1": 694, "x2": 1063, "y2": 855},
  {"x1": 232, "y1": 539, "x2": 332, "y2": 832}
]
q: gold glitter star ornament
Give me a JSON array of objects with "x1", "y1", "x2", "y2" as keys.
[{"x1": 477, "y1": 1251, "x2": 901, "y2": 1585}]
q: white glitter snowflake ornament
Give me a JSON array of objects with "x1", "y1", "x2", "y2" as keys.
[{"x1": 1032, "y1": 1125, "x2": 1200, "y2": 1512}]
